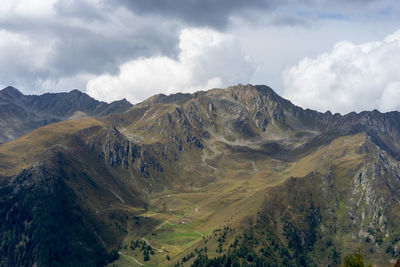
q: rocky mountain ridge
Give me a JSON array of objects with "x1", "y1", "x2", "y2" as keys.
[{"x1": 0, "y1": 86, "x2": 132, "y2": 144}]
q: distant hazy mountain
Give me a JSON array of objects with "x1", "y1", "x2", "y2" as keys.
[
  {"x1": 0, "y1": 86, "x2": 132, "y2": 144},
  {"x1": 1, "y1": 84, "x2": 400, "y2": 266}
]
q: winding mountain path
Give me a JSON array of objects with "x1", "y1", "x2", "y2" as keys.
[
  {"x1": 118, "y1": 252, "x2": 144, "y2": 266},
  {"x1": 142, "y1": 238, "x2": 164, "y2": 253}
]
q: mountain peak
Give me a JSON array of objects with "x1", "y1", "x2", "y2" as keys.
[
  {"x1": 69, "y1": 89, "x2": 84, "y2": 94},
  {"x1": 0, "y1": 86, "x2": 23, "y2": 97},
  {"x1": 226, "y1": 84, "x2": 276, "y2": 94}
]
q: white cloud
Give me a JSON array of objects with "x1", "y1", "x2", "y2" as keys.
[
  {"x1": 0, "y1": 0, "x2": 57, "y2": 19},
  {"x1": 0, "y1": 30, "x2": 54, "y2": 74},
  {"x1": 86, "y1": 27, "x2": 255, "y2": 103},
  {"x1": 283, "y1": 28, "x2": 400, "y2": 114},
  {"x1": 36, "y1": 73, "x2": 96, "y2": 94}
]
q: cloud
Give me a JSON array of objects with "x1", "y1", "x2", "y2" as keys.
[
  {"x1": 0, "y1": 0, "x2": 181, "y2": 94},
  {"x1": 117, "y1": 0, "x2": 386, "y2": 29},
  {"x1": 0, "y1": 0, "x2": 397, "y2": 97},
  {"x1": 0, "y1": 29, "x2": 56, "y2": 89},
  {"x1": 117, "y1": 0, "x2": 281, "y2": 29},
  {"x1": 86, "y1": 27, "x2": 255, "y2": 103},
  {"x1": 282, "y1": 28, "x2": 400, "y2": 114},
  {"x1": 0, "y1": 0, "x2": 57, "y2": 19}
]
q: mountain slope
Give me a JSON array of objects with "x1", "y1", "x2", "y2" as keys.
[
  {"x1": 0, "y1": 86, "x2": 132, "y2": 144},
  {"x1": 1, "y1": 84, "x2": 400, "y2": 266}
]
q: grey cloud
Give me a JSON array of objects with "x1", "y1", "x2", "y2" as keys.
[
  {"x1": 54, "y1": 0, "x2": 107, "y2": 20},
  {"x1": 0, "y1": 0, "x2": 181, "y2": 93},
  {"x1": 117, "y1": 0, "x2": 384, "y2": 28},
  {"x1": 117, "y1": 0, "x2": 284, "y2": 28},
  {"x1": 48, "y1": 22, "x2": 179, "y2": 77}
]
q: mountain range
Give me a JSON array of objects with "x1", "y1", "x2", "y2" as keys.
[
  {"x1": 1, "y1": 84, "x2": 400, "y2": 266},
  {"x1": 0, "y1": 86, "x2": 132, "y2": 144}
]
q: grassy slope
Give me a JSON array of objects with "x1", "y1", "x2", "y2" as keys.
[
  {"x1": 0, "y1": 117, "x2": 151, "y2": 265},
  {"x1": 109, "y1": 133, "x2": 397, "y2": 266},
  {"x1": 0, "y1": 118, "x2": 103, "y2": 177}
]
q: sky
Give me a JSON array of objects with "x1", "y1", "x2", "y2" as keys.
[{"x1": 0, "y1": 0, "x2": 400, "y2": 114}]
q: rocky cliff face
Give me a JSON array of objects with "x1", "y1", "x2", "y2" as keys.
[{"x1": 0, "y1": 86, "x2": 132, "y2": 144}]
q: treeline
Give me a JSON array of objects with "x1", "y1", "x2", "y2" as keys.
[{"x1": 179, "y1": 225, "x2": 301, "y2": 267}]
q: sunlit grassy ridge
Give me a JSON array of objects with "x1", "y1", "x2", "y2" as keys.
[{"x1": 0, "y1": 118, "x2": 103, "y2": 177}]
